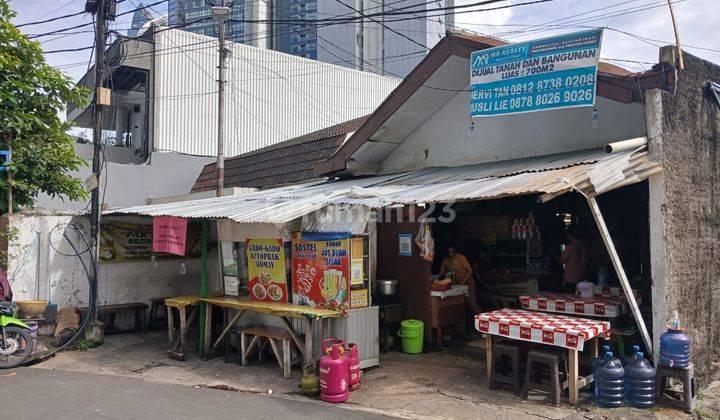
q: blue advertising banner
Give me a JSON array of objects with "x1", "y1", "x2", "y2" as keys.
[{"x1": 470, "y1": 29, "x2": 603, "y2": 117}]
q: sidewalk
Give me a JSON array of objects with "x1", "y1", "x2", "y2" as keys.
[{"x1": 33, "y1": 331, "x2": 712, "y2": 419}]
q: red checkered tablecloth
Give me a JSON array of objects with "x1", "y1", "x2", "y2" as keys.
[
  {"x1": 519, "y1": 292, "x2": 628, "y2": 318},
  {"x1": 474, "y1": 308, "x2": 610, "y2": 351}
]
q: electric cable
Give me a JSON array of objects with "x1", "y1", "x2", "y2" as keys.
[{"x1": 15, "y1": 10, "x2": 86, "y2": 28}]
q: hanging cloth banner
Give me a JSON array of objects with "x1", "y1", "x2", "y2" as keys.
[{"x1": 152, "y1": 216, "x2": 188, "y2": 256}]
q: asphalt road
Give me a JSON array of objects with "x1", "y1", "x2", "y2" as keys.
[{"x1": 1, "y1": 368, "x2": 391, "y2": 420}]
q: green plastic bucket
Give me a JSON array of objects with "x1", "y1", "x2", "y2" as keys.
[{"x1": 398, "y1": 319, "x2": 424, "y2": 354}]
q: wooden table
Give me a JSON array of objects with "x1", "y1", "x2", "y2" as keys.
[
  {"x1": 201, "y1": 296, "x2": 342, "y2": 369},
  {"x1": 519, "y1": 292, "x2": 629, "y2": 318},
  {"x1": 165, "y1": 295, "x2": 202, "y2": 360},
  {"x1": 429, "y1": 295, "x2": 466, "y2": 348},
  {"x1": 475, "y1": 308, "x2": 610, "y2": 405}
]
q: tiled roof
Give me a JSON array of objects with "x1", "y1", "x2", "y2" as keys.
[{"x1": 190, "y1": 116, "x2": 368, "y2": 192}]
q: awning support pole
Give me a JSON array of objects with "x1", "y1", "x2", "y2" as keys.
[
  {"x1": 198, "y1": 219, "x2": 210, "y2": 356},
  {"x1": 586, "y1": 196, "x2": 653, "y2": 356}
]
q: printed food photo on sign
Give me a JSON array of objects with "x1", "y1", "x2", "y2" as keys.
[
  {"x1": 292, "y1": 234, "x2": 351, "y2": 310},
  {"x1": 246, "y1": 238, "x2": 288, "y2": 302}
]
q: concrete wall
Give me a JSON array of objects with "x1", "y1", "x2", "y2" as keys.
[
  {"x1": 33, "y1": 143, "x2": 213, "y2": 212},
  {"x1": 652, "y1": 53, "x2": 720, "y2": 387},
  {"x1": 5, "y1": 213, "x2": 219, "y2": 329}
]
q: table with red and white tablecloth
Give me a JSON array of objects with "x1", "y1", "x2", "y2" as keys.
[
  {"x1": 519, "y1": 292, "x2": 629, "y2": 318},
  {"x1": 475, "y1": 308, "x2": 610, "y2": 351},
  {"x1": 475, "y1": 308, "x2": 611, "y2": 405}
]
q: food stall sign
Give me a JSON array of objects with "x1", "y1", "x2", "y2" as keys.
[
  {"x1": 470, "y1": 29, "x2": 603, "y2": 117},
  {"x1": 246, "y1": 238, "x2": 288, "y2": 302},
  {"x1": 292, "y1": 234, "x2": 350, "y2": 310}
]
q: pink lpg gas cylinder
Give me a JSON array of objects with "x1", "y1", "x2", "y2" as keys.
[
  {"x1": 347, "y1": 343, "x2": 361, "y2": 391},
  {"x1": 319, "y1": 339, "x2": 349, "y2": 403}
]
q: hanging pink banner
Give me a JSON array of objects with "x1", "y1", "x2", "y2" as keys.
[{"x1": 152, "y1": 216, "x2": 188, "y2": 256}]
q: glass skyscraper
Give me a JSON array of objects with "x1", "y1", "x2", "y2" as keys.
[
  {"x1": 165, "y1": 0, "x2": 454, "y2": 77},
  {"x1": 128, "y1": 2, "x2": 155, "y2": 37},
  {"x1": 168, "y1": 0, "x2": 246, "y2": 43}
]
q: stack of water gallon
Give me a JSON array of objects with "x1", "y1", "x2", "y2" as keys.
[{"x1": 594, "y1": 344, "x2": 656, "y2": 409}]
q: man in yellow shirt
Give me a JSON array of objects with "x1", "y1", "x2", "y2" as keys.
[{"x1": 440, "y1": 245, "x2": 481, "y2": 314}]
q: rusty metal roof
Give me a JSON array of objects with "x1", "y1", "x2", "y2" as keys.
[{"x1": 110, "y1": 145, "x2": 661, "y2": 223}]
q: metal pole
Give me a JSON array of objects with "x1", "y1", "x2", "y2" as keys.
[
  {"x1": 666, "y1": 0, "x2": 684, "y2": 70},
  {"x1": 213, "y1": 6, "x2": 229, "y2": 197},
  {"x1": 198, "y1": 220, "x2": 209, "y2": 356},
  {"x1": 587, "y1": 196, "x2": 653, "y2": 356},
  {"x1": 90, "y1": 0, "x2": 107, "y2": 323}
]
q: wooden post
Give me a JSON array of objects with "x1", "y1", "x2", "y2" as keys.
[
  {"x1": 179, "y1": 307, "x2": 187, "y2": 353},
  {"x1": 198, "y1": 220, "x2": 209, "y2": 355},
  {"x1": 304, "y1": 317, "x2": 314, "y2": 369},
  {"x1": 485, "y1": 334, "x2": 493, "y2": 384},
  {"x1": 568, "y1": 349, "x2": 579, "y2": 405},
  {"x1": 166, "y1": 306, "x2": 174, "y2": 347},
  {"x1": 203, "y1": 301, "x2": 213, "y2": 355},
  {"x1": 587, "y1": 196, "x2": 653, "y2": 356}
]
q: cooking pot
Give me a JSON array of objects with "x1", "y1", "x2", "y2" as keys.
[{"x1": 377, "y1": 279, "x2": 398, "y2": 296}]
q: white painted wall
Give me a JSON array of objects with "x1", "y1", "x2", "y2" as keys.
[
  {"x1": 6, "y1": 214, "x2": 220, "y2": 329},
  {"x1": 33, "y1": 143, "x2": 213, "y2": 212},
  {"x1": 362, "y1": 55, "x2": 647, "y2": 174},
  {"x1": 379, "y1": 94, "x2": 647, "y2": 174}
]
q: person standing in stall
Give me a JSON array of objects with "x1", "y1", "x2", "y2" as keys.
[
  {"x1": 555, "y1": 228, "x2": 589, "y2": 294},
  {"x1": 440, "y1": 245, "x2": 482, "y2": 314}
]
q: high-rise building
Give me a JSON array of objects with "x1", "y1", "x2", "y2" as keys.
[
  {"x1": 168, "y1": 0, "x2": 246, "y2": 42},
  {"x1": 128, "y1": 2, "x2": 156, "y2": 37},
  {"x1": 167, "y1": 0, "x2": 455, "y2": 77}
]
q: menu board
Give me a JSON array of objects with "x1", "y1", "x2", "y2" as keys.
[
  {"x1": 292, "y1": 234, "x2": 350, "y2": 310},
  {"x1": 246, "y1": 238, "x2": 288, "y2": 302}
]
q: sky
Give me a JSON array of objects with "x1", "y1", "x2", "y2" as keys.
[{"x1": 9, "y1": 0, "x2": 720, "y2": 82}]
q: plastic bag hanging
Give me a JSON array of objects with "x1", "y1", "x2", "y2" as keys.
[{"x1": 415, "y1": 221, "x2": 435, "y2": 263}]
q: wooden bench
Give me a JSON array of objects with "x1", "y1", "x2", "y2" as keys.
[
  {"x1": 77, "y1": 303, "x2": 148, "y2": 334},
  {"x1": 240, "y1": 326, "x2": 296, "y2": 379}
]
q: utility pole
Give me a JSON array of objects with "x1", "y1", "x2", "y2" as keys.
[
  {"x1": 212, "y1": 4, "x2": 230, "y2": 197},
  {"x1": 88, "y1": 0, "x2": 109, "y2": 324}
]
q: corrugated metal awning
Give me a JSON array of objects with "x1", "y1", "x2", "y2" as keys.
[{"x1": 107, "y1": 147, "x2": 661, "y2": 223}]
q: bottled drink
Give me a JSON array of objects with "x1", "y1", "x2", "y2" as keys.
[{"x1": 659, "y1": 311, "x2": 691, "y2": 367}]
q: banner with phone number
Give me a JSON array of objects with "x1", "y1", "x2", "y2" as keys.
[{"x1": 470, "y1": 29, "x2": 602, "y2": 117}]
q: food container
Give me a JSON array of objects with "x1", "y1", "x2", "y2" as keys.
[
  {"x1": 576, "y1": 281, "x2": 594, "y2": 298},
  {"x1": 376, "y1": 279, "x2": 397, "y2": 296},
  {"x1": 431, "y1": 280, "x2": 452, "y2": 292}
]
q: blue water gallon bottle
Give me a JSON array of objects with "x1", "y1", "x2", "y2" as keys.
[
  {"x1": 659, "y1": 311, "x2": 691, "y2": 368},
  {"x1": 593, "y1": 344, "x2": 612, "y2": 371},
  {"x1": 622, "y1": 345, "x2": 641, "y2": 367},
  {"x1": 595, "y1": 351, "x2": 625, "y2": 408},
  {"x1": 625, "y1": 351, "x2": 656, "y2": 409}
]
